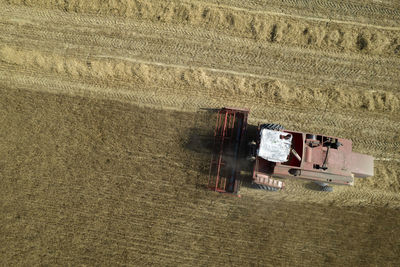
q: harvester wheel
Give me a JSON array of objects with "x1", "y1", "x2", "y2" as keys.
[
  {"x1": 252, "y1": 183, "x2": 279, "y2": 191},
  {"x1": 314, "y1": 182, "x2": 333, "y2": 192},
  {"x1": 247, "y1": 141, "x2": 257, "y2": 161},
  {"x1": 261, "y1": 123, "x2": 284, "y2": 131},
  {"x1": 321, "y1": 185, "x2": 333, "y2": 192}
]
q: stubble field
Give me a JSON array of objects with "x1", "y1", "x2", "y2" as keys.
[{"x1": 1, "y1": 0, "x2": 400, "y2": 265}]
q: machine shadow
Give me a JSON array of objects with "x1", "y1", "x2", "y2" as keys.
[
  {"x1": 184, "y1": 107, "x2": 297, "y2": 194},
  {"x1": 184, "y1": 128, "x2": 214, "y2": 157},
  {"x1": 183, "y1": 109, "x2": 260, "y2": 192},
  {"x1": 304, "y1": 182, "x2": 324, "y2": 191},
  {"x1": 182, "y1": 109, "x2": 216, "y2": 190}
]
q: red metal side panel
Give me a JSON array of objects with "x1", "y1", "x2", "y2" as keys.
[{"x1": 351, "y1": 152, "x2": 374, "y2": 178}]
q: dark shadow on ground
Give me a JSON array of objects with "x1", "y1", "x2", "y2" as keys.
[
  {"x1": 182, "y1": 109, "x2": 217, "y2": 190},
  {"x1": 184, "y1": 127, "x2": 214, "y2": 156},
  {"x1": 183, "y1": 110, "x2": 270, "y2": 193},
  {"x1": 305, "y1": 182, "x2": 325, "y2": 191}
]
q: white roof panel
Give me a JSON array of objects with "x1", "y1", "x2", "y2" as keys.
[{"x1": 258, "y1": 129, "x2": 292, "y2": 163}]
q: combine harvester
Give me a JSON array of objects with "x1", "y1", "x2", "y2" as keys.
[{"x1": 208, "y1": 107, "x2": 374, "y2": 195}]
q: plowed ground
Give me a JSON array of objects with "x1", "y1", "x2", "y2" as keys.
[{"x1": 1, "y1": 1, "x2": 400, "y2": 266}]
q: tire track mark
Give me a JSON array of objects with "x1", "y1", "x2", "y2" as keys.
[
  {"x1": 2, "y1": 3, "x2": 400, "y2": 63},
  {"x1": 189, "y1": 0, "x2": 400, "y2": 30},
  {"x1": 2, "y1": 1, "x2": 400, "y2": 58},
  {"x1": 198, "y1": 0, "x2": 400, "y2": 28},
  {"x1": 1, "y1": 22, "x2": 399, "y2": 90}
]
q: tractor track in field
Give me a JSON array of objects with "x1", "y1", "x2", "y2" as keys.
[
  {"x1": 2, "y1": 3, "x2": 400, "y2": 61},
  {"x1": 2, "y1": 3, "x2": 400, "y2": 58},
  {"x1": 0, "y1": 44, "x2": 397, "y2": 127},
  {"x1": 1, "y1": 17, "x2": 400, "y2": 91},
  {"x1": 197, "y1": 0, "x2": 400, "y2": 28},
  {"x1": 3, "y1": 26, "x2": 397, "y2": 89},
  {"x1": 4, "y1": 0, "x2": 400, "y2": 31}
]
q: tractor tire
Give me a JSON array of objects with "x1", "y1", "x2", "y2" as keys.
[
  {"x1": 246, "y1": 155, "x2": 256, "y2": 162},
  {"x1": 321, "y1": 185, "x2": 333, "y2": 192},
  {"x1": 313, "y1": 181, "x2": 333, "y2": 192},
  {"x1": 252, "y1": 183, "x2": 279, "y2": 191},
  {"x1": 261, "y1": 123, "x2": 284, "y2": 131},
  {"x1": 247, "y1": 141, "x2": 257, "y2": 161}
]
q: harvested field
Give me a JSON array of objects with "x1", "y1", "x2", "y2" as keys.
[{"x1": 1, "y1": 0, "x2": 400, "y2": 266}]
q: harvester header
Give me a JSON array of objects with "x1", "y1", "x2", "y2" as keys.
[{"x1": 207, "y1": 107, "x2": 249, "y2": 195}]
